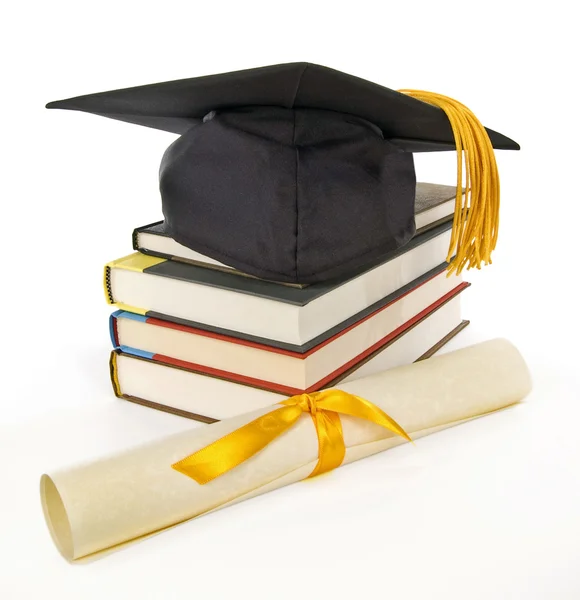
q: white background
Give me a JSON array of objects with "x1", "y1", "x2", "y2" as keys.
[{"x1": 1, "y1": 1, "x2": 579, "y2": 598}]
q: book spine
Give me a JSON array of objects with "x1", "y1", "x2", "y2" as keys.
[
  {"x1": 111, "y1": 350, "x2": 220, "y2": 423},
  {"x1": 109, "y1": 311, "x2": 151, "y2": 348},
  {"x1": 132, "y1": 227, "x2": 139, "y2": 251},
  {"x1": 103, "y1": 264, "x2": 115, "y2": 304},
  {"x1": 109, "y1": 312, "x2": 119, "y2": 346},
  {"x1": 103, "y1": 253, "x2": 167, "y2": 313},
  {"x1": 132, "y1": 221, "x2": 165, "y2": 252},
  {"x1": 109, "y1": 351, "x2": 122, "y2": 397}
]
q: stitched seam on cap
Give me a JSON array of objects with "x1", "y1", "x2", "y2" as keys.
[
  {"x1": 290, "y1": 64, "x2": 307, "y2": 280},
  {"x1": 291, "y1": 63, "x2": 308, "y2": 107},
  {"x1": 293, "y1": 110, "x2": 299, "y2": 280}
]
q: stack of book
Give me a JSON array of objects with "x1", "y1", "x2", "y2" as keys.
[{"x1": 106, "y1": 182, "x2": 470, "y2": 423}]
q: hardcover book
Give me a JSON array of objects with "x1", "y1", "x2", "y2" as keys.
[
  {"x1": 111, "y1": 268, "x2": 468, "y2": 394},
  {"x1": 110, "y1": 293, "x2": 469, "y2": 422},
  {"x1": 105, "y1": 221, "x2": 455, "y2": 348},
  {"x1": 133, "y1": 182, "x2": 460, "y2": 279}
]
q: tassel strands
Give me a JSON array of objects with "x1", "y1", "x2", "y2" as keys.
[{"x1": 399, "y1": 90, "x2": 501, "y2": 275}]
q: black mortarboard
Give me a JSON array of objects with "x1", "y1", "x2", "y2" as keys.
[{"x1": 47, "y1": 62, "x2": 519, "y2": 284}]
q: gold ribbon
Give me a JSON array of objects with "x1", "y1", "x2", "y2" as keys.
[{"x1": 172, "y1": 390, "x2": 411, "y2": 485}]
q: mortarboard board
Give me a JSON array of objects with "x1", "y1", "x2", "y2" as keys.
[{"x1": 47, "y1": 62, "x2": 519, "y2": 284}]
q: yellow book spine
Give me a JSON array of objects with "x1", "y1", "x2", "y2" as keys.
[
  {"x1": 103, "y1": 252, "x2": 166, "y2": 308},
  {"x1": 103, "y1": 264, "x2": 115, "y2": 304}
]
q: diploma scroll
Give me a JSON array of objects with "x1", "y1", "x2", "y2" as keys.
[{"x1": 41, "y1": 339, "x2": 531, "y2": 561}]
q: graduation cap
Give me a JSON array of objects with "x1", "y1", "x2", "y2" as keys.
[{"x1": 47, "y1": 62, "x2": 519, "y2": 284}]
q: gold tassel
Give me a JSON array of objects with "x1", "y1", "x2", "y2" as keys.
[{"x1": 398, "y1": 90, "x2": 500, "y2": 275}]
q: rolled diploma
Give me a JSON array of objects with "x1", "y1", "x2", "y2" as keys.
[{"x1": 41, "y1": 339, "x2": 531, "y2": 561}]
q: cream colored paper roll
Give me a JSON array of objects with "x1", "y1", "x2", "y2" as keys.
[{"x1": 41, "y1": 339, "x2": 531, "y2": 562}]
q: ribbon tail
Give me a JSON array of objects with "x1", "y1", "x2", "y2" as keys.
[
  {"x1": 172, "y1": 405, "x2": 302, "y2": 484},
  {"x1": 316, "y1": 391, "x2": 412, "y2": 442},
  {"x1": 308, "y1": 410, "x2": 345, "y2": 479}
]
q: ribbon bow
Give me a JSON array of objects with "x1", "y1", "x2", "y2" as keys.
[{"x1": 172, "y1": 390, "x2": 411, "y2": 484}]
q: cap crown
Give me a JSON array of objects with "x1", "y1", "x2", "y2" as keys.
[{"x1": 160, "y1": 107, "x2": 416, "y2": 283}]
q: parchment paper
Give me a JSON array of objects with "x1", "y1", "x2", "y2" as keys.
[{"x1": 41, "y1": 339, "x2": 531, "y2": 561}]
